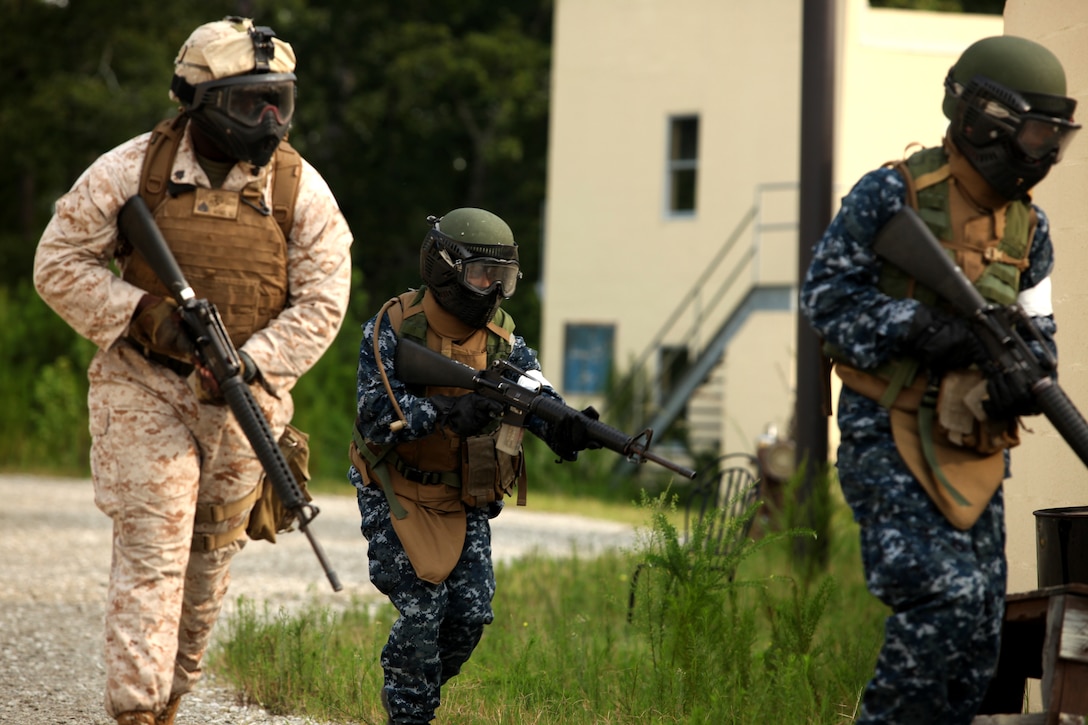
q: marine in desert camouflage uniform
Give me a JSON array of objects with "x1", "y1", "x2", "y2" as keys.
[
  {"x1": 33, "y1": 17, "x2": 352, "y2": 725},
  {"x1": 801, "y1": 36, "x2": 1078, "y2": 724},
  {"x1": 348, "y1": 209, "x2": 594, "y2": 724}
]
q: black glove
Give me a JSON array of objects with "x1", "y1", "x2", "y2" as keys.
[
  {"x1": 551, "y1": 406, "x2": 603, "y2": 462},
  {"x1": 901, "y1": 306, "x2": 988, "y2": 372},
  {"x1": 983, "y1": 371, "x2": 1040, "y2": 419},
  {"x1": 431, "y1": 393, "x2": 504, "y2": 437}
]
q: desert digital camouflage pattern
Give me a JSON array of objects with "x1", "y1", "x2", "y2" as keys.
[{"x1": 33, "y1": 124, "x2": 352, "y2": 718}]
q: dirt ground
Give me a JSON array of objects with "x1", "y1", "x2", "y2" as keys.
[{"x1": 0, "y1": 474, "x2": 635, "y2": 725}]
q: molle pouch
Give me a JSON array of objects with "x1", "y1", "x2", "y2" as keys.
[
  {"x1": 246, "y1": 423, "x2": 313, "y2": 543},
  {"x1": 936, "y1": 370, "x2": 1020, "y2": 456},
  {"x1": 461, "y1": 435, "x2": 500, "y2": 508}
]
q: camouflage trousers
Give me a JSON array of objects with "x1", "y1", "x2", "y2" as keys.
[
  {"x1": 355, "y1": 478, "x2": 496, "y2": 724},
  {"x1": 837, "y1": 390, "x2": 1006, "y2": 725},
  {"x1": 88, "y1": 345, "x2": 289, "y2": 718}
]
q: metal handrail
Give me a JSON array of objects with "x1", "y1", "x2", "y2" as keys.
[{"x1": 603, "y1": 205, "x2": 757, "y2": 416}]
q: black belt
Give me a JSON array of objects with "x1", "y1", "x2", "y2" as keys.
[
  {"x1": 127, "y1": 337, "x2": 195, "y2": 377},
  {"x1": 390, "y1": 454, "x2": 460, "y2": 487}
]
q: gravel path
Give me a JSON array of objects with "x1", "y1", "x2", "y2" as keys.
[{"x1": 0, "y1": 474, "x2": 636, "y2": 725}]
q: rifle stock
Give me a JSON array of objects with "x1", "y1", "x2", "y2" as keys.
[
  {"x1": 873, "y1": 206, "x2": 1088, "y2": 468},
  {"x1": 118, "y1": 195, "x2": 342, "y2": 592},
  {"x1": 394, "y1": 337, "x2": 698, "y2": 479}
]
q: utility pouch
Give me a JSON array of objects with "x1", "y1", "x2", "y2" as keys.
[
  {"x1": 461, "y1": 435, "x2": 502, "y2": 507},
  {"x1": 246, "y1": 423, "x2": 313, "y2": 543},
  {"x1": 935, "y1": 370, "x2": 1020, "y2": 455}
]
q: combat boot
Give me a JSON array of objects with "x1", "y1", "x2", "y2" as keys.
[
  {"x1": 115, "y1": 712, "x2": 156, "y2": 725},
  {"x1": 381, "y1": 687, "x2": 393, "y2": 725},
  {"x1": 156, "y1": 695, "x2": 182, "y2": 725}
]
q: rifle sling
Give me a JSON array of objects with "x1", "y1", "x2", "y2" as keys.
[{"x1": 917, "y1": 385, "x2": 970, "y2": 507}]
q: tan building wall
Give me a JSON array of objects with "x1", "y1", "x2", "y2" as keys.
[
  {"x1": 543, "y1": 0, "x2": 805, "y2": 456},
  {"x1": 1001, "y1": 0, "x2": 1088, "y2": 595},
  {"x1": 543, "y1": 0, "x2": 1001, "y2": 458}
]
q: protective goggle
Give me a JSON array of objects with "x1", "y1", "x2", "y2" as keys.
[
  {"x1": 947, "y1": 72, "x2": 1081, "y2": 162},
  {"x1": 426, "y1": 226, "x2": 521, "y2": 298},
  {"x1": 455, "y1": 257, "x2": 522, "y2": 298},
  {"x1": 190, "y1": 72, "x2": 296, "y2": 128}
]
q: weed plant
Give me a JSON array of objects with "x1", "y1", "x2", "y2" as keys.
[{"x1": 212, "y1": 483, "x2": 886, "y2": 724}]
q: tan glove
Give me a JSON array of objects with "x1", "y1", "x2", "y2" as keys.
[{"x1": 128, "y1": 294, "x2": 193, "y2": 362}]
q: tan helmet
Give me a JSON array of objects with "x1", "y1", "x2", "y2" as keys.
[
  {"x1": 171, "y1": 16, "x2": 296, "y2": 93},
  {"x1": 169, "y1": 16, "x2": 298, "y2": 167}
]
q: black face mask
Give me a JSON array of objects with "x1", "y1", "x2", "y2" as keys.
[
  {"x1": 948, "y1": 74, "x2": 1080, "y2": 200},
  {"x1": 176, "y1": 72, "x2": 296, "y2": 167}
]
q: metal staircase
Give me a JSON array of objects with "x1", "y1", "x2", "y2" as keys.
[{"x1": 608, "y1": 182, "x2": 799, "y2": 461}]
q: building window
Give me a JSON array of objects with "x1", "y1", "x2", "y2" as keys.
[
  {"x1": 563, "y1": 323, "x2": 615, "y2": 395},
  {"x1": 667, "y1": 115, "x2": 699, "y2": 215}
]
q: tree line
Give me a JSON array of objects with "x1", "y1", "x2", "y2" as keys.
[{"x1": 0, "y1": 0, "x2": 552, "y2": 479}]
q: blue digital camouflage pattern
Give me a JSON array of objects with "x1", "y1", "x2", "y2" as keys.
[
  {"x1": 349, "y1": 299, "x2": 566, "y2": 723},
  {"x1": 352, "y1": 301, "x2": 558, "y2": 447},
  {"x1": 353, "y1": 483, "x2": 494, "y2": 724},
  {"x1": 800, "y1": 164, "x2": 1057, "y2": 724}
]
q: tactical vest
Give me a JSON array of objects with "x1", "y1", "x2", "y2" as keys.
[
  {"x1": 349, "y1": 289, "x2": 523, "y2": 582},
  {"x1": 834, "y1": 145, "x2": 1036, "y2": 407},
  {"x1": 121, "y1": 114, "x2": 301, "y2": 346},
  {"x1": 386, "y1": 287, "x2": 516, "y2": 475},
  {"x1": 881, "y1": 145, "x2": 1035, "y2": 310}
]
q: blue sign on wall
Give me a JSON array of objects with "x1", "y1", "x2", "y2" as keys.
[{"x1": 563, "y1": 323, "x2": 615, "y2": 394}]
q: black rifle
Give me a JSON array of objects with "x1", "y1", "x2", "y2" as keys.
[
  {"x1": 394, "y1": 337, "x2": 698, "y2": 480},
  {"x1": 118, "y1": 195, "x2": 342, "y2": 592},
  {"x1": 874, "y1": 206, "x2": 1088, "y2": 467}
]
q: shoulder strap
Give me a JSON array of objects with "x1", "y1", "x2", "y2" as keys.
[
  {"x1": 139, "y1": 114, "x2": 189, "y2": 211},
  {"x1": 270, "y1": 139, "x2": 303, "y2": 239}
]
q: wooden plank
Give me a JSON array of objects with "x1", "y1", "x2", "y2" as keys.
[
  {"x1": 1060, "y1": 597, "x2": 1088, "y2": 665},
  {"x1": 1043, "y1": 595, "x2": 1068, "y2": 723}
]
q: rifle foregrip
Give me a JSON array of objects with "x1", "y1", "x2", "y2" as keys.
[
  {"x1": 528, "y1": 395, "x2": 633, "y2": 452},
  {"x1": 1037, "y1": 382, "x2": 1088, "y2": 468}
]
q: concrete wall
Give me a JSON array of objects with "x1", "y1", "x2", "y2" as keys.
[{"x1": 1000, "y1": 1, "x2": 1088, "y2": 595}]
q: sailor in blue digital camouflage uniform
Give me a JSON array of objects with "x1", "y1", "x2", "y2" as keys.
[
  {"x1": 801, "y1": 36, "x2": 1080, "y2": 724},
  {"x1": 347, "y1": 208, "x2": 595, "y2": 724}
]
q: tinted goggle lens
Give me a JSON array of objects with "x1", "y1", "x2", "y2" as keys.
[
  {"x1": 193, "y1": 75, "x2": 296, "y2": 127},
  {"x1": 460, "y1": 259, "x2": 521, "y2": 298},
  {"x1": 1016, "y1": 117, "x2": 1080, "y2": 161},
  {"x1": 223, "y1": 82, "x2": 295, "y2": 126}
]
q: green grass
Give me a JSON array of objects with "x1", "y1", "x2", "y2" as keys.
[{"x1": 211, "y1": 486, "x2": 888, "y2": 724}]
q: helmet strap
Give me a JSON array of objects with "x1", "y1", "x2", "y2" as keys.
[{"x1": 171, "y1": 75, "x2": 196, "y2": 105}]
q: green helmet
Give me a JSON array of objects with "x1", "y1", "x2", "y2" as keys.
[
  {"x1": 943, "y1": 36, "x2": 1080, "y2": 200},
  {"x1": 420, "y1": 208, "x2": 521, "y2": 328}
]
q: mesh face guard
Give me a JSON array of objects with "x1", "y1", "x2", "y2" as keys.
[
  {"x1": 423, "y1": 227, "x2": 521, "y2": 299},
  {"x1": 947, "y1": 72, "x2": 1080, "y2": 164},
  {"x1": 189, "y1": 73, "x2": 296, "y2": 128}
]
